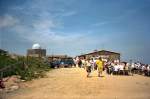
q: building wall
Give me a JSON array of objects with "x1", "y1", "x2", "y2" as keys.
[
  {"x1": 27, "y1": 49, "x2": 46, "y2": 57},
  {"x1": 78, "y1": 50, "x2": 120, "y2": 62},
  {"x1": 109, "y1": 54, "x2": 120, "y2": 62}
]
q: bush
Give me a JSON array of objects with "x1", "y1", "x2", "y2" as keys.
[{"x1": 0, "y1": 55, "x2": 51, "y2": 81}]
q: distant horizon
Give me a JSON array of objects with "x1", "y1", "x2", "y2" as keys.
[
  {"x1": 1, "y1": 0, "x2": 150, "y2": 64},
  {"x1": 1, "y1": 47, "x2": 148, "y2": 64}
]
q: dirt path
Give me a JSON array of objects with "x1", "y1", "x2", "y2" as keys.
[{"x1": 4, "y1": 68, "x2": 150, "y2": 99}]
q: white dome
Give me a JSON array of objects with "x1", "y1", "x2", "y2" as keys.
[{"x1": 32, "y1": 43, "x2": 41, "y2": 49}]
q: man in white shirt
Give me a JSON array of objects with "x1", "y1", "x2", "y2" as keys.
[
  {"x1": 113, "y1": 63, "x2": 119, "y2": 75},
  {"x1": 119, "y1": 63, "x2": 124, "y2": 75},
  {"x1": 147, "y1": 65, "x2": 150, "y2": 76}
]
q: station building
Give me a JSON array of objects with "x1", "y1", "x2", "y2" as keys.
[{"x1": 78, "y1": 50, "x2": 120, "y2": 62}]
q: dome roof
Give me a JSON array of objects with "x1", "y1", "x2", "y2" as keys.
[{"x1": 32, "y1": 43, "x2": 41, "y2": 49}]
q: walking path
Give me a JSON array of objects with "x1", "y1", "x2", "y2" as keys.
[{"x1": 5, "y1": 68, "x2": 150, "y2": 99}]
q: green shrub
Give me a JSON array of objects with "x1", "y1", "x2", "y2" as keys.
[{"x1": 0, "y1": 55, "x2": 51, "y2": 81}]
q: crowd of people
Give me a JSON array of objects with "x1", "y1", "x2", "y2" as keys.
[
  {"x1": 74, "y1": 57, "x2": 150, "y2": 78},
  {"x1": 74, "y1": 57, "x2": 104, "y2": 77},
  {"x1": 130, "y1": 62, "x2": 150, "y2": 76}
]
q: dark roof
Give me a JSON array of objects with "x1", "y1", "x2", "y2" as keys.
[
  {"x1": 47, "y1": 55, "x2": 68, "y2": 58},
  {"x1": 78, "y1": 50, "x2": 120, "y2": 56},
  {"x1": 99, "y1": 50, "x2": 120, "y2": 55}
]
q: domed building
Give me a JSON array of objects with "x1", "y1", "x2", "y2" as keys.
[
  {"x1": 32, "y1": 43, "x2": 41, "y2": 49},
  {"x1": 27, "y1": 44, "x2": 46, "y2": 57}
]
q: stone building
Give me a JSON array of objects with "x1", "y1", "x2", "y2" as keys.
[
  {"x1": 78, "y1": 50, "x2": 120, "y2": 62},
  {"x1": 27, "y1": 44, "x2": 46, "y2": 57}
]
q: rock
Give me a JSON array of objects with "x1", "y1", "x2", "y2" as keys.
[
  {"x1": 11, "y1": 85, "x2": 19, "y2": 90},
  {"x1": 21, "y1": 80, "x2": 26, "y2": 82},
  {"x1": 7, "y1": 85, "x2": 19, "y2": 92}
]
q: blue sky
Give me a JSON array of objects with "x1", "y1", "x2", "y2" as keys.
[{"x1": 0, "y1": 0, "x2": 150, "y2": 63}]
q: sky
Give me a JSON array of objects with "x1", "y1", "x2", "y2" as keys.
[{"x1": 0, "y1": 0, "x2": 150, "y2": 63}]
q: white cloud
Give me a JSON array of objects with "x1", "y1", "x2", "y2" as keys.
[
  {"x1": 33, "y1": 20, "x2": 56, "y2": 30},
  {"x1": 9, "y1": 18, "x2": 100, "y2": 55},
  {"x1": 9, "y1": 0, "x2": 77, "y2": 19},
  {"x1": 1, "y1": 14, "x2": 143, "y2": 58},
  {"x1": 0, "y1": 14, "x2": 127, "y2": 56},
  {"x1": 6, "y1": 15, "x2": 87, "y2": 49},
  {"x1": 0, "y1": 15, "x2": 19, "y2": 28}
]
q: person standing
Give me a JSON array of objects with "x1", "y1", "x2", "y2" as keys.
[
  {"x1": 94, "y1": 58, "x2": 98, "y2": 70},
  {"x1": 90, "y1": 58, "x2": 95, "y2": 71},
  {"x1": 82, "y1": 59, "x2": 86, "y2": 69},
  {"x1": 96, "y1": 57, "x2": 104, "y2": 77},
  {"x1": 119, "y1": 63, "x2": 124, "y2": 75},
  {"x1": 113, "y1": 63, "x2": 119, "y2": 75},
  {"x1": 78, "y1": 59, "x2": 82, "y2": 68},
  {"x1": 124, "y1": 63, "x2": 129, "y2": 75},
  {"x1": 127, "y1": 62, "x2": 133, "y2": 76},
  {"x1": 147, "y1": 65, "x2": 150, "y2": 76},
  {"x1": 85, "y1": 58, "x2": 92, "y2": 77}
]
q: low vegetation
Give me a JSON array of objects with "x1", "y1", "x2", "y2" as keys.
[{"x1": 0, "y1": 54, "x2": 51, "y2": 81}]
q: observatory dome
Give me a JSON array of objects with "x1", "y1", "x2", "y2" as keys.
[{"x1": 32, "y1": 43, "x2": 41, "y2": 49}]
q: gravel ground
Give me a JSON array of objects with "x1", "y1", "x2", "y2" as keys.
[{"x1": 3, "y1": 68, "x2": 150, "y2": 99}]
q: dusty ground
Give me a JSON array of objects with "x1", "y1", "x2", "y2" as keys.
[{"x1": 2, "y1": 68, "x2": 150, "y2": 99}]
